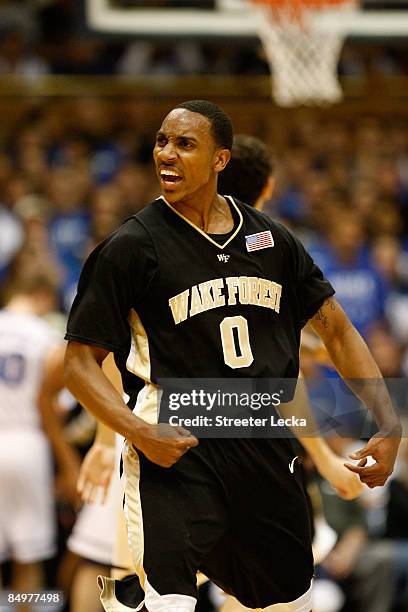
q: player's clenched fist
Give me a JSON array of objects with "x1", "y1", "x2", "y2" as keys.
[{"x1": 133, "y1": 422, "x2": 199, "y2": 468}]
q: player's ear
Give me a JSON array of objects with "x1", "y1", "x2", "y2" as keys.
[{"x1": 213, "y1": 148, "x2": 231, "y2": 174}]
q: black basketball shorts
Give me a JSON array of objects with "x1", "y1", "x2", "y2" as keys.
[{"x1": 100, "y1": 438, "x2": 314, "y2": 611}]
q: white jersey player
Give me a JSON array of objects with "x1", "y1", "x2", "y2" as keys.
[{"x1": 0, "y1": 274, "x2": 80, "y2": 606}]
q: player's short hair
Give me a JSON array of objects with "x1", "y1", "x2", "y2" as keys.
[
  {"x1": 175, "y1": 100, "x2": 233, "y2": 150},
  {"x1": 218, "y1": 134, "x2": 274, "y2": 207},
  {"x1": 20, "y1": 273, "x2": 57, "y2": 295},
  {"x1": 7, "y1": 271, "x2": 58, "y2": 301}
]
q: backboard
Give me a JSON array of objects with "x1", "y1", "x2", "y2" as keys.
[{"x1": 86, "y1": 0, "x2": 408, "y2": 37}]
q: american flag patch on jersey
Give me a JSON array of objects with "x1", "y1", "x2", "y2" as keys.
[{"x1": 245, "y1": 230, "x2": 274, "y2": 252}]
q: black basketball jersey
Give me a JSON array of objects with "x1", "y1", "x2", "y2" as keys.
[{"x1": 66, "y1": 196, "x2": 334, "y2": 405}]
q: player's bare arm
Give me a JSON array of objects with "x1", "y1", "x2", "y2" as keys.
[
  {"x1": 310, "y1": 297, "x2": 401, "y2": 487},
  {"x1": 78, "y1": 355, "x2": 123, "y2": 503},
  {"x1": 64, "y1": 341, "x2": 198, "y2": 468},
  {"x1": 38, "y1": 344, "x2": 81, "y2": 507}
]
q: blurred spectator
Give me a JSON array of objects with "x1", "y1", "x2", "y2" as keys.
[
  {"x1": 371, "y1": 235, "x2": 404, "y2": 286},
  {"x1": 369, "y1": 199, "x2": 403, "y2": 240},
  {"x1": 310, "y1": 208, "x2": 387, "y2": 338},
  {"x1": 117, "y1": 40, "x2": 205, "y2": 75},
  {"x1": 273, "y1": 146, "x2": 311, "y2": 224},
  {"x1": 14, "y1": 194, "x2": 51, "y2": 249},
  {"x1": 371, "y1": 236, "x2": 408, "y2": 345},
  {"x1": 114, "y1": 161, "x2": 158, "y2": 216},
  {"x1": 89, "y1": 184, "x2": 124, "y2": 249},
  {"x1": 47, "y1": 166, "x2": 91, "y2": 310},
  {"x1": 61, "y1": 99, "x2": 126, "y2": 185},
  {"x1": 351, "y1": 178, "x2": 378, "y2": 223},
  {"x1": 367, "y1": 327, "x2": 404, "y2": 378}
]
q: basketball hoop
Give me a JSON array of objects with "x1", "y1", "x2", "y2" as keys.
[{"x1": 249, "y1": 0, "x2": 359, "y2": 107}]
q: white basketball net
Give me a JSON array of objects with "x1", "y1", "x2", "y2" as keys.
[{"x1": 251, "y1": 1, "x2": 358, "y2": 106}]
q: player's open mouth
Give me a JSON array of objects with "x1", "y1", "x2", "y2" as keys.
[{"x1": 160, "y1": 169, "x2": 183, "y2": 188}]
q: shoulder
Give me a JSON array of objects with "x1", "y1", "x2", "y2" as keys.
[
  {"x1": 103, "y1": 199, "x2": 164, "y2": 252},
  {"x1": 103, "y1": 214, "x2": 152, "y2": 251},
  {"x1": 93, "y1": 206, "x2": 158, "y2": 270},
  {"x1": 134, "y1": 198, "x2": 166, "y2": 226}
]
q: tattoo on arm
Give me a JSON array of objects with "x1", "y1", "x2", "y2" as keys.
[
  {"x1": 314, "y1": 298, "x2": 336, "y2": 329},
  {"x1": 315, "y1": 308, "x2": 328, "y2": 328}
]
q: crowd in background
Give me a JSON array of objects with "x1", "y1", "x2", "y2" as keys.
[
  {"x1": 0, "y1": 98, "x2": 407, "y2": 611},
  {"x1": 1, "y1": 99, "x2": 408, "y2": 374}
]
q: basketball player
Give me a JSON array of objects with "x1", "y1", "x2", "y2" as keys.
[
  {"x1": 64, "y1": 100, "x2": 401, "y2": 612},
  {"x1": 67, "y1": 133, "x2": 361, "y2": 612},
  {"x1": 0, "y1": 273, "x2": 80, "y2": 610},
  {"x1": 218, "y1": 133, "x2": 275, "y2": 211},
  {"x1": 77, "y1": 135, "x2": 362, "y2": 506}
]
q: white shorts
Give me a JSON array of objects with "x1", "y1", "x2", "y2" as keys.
[
  {"x1": 68, "y1": 436, "x2": 129, "y2": 567},
  {"x1": 0, "y1": 430, "x2": 56, "y2": 563}
]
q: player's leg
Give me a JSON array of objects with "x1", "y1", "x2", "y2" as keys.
[
  {"x1": 0, "y1": 431, "x2": 56, "y2": 611},
  {"x1": 11, "y1": 561, "x2": 44, "y2": 612},
  {"x1": 233, "y1": 496, "x2": 313, "y2": 612},
  {"x1": 202, "y1": 439, "x2": 313, "y2": 611},
  {"x1": 209, "y1": 591, "x2": 313, "y2": 612},
  {"x1": 70, "y1": 561, "x2": 106, "y2": 612},
  {"x1": 261, "y1": 582, "x2": 312, "y2": 610},
  {"x1": 219, "y1": 592, "x2": 313, "y2": 612},
  {"x1": 5, "y1": 432, "x2": 56, "y2": 563},
  {"x1": 100, "y1": 443, "x2": 228, "y2": 612}
]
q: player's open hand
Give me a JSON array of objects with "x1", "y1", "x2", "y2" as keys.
[
  {"x1": 134, "y1": 422, "x2": 198, "y2": 468},
  {"x1": 344, "y1": 432, "x2": 401, "y2": 488},
  {"x1": 77, "y1": 442, "x2": 116, "y2": 504}
]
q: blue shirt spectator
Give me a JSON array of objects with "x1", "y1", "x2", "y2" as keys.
[
  {"x1": 309, "y1": 211, "x2": 388, "y2": 338},
  {"x1": 310, "y1": 242, "x2": 387, "y2": 337}
]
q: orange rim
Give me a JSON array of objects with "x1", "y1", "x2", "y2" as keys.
[{"x1": 250, "y1": 0, "x2": 353, "y2": 7}]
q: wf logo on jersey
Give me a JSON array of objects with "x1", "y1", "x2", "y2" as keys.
[
  {"x1": 245, "y1": 230, "x2": 274, "y2": 253},
  {"x1": 217, "y1": 254, "x2": 230, "y2": 263}
]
